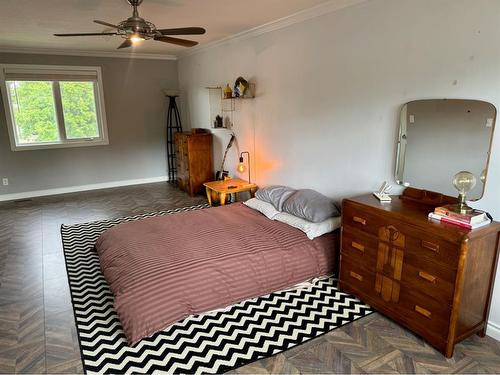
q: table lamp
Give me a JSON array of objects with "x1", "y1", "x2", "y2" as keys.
[
  {"x1": 450, "y1": 171, "x2": 476, "y2": 214},
  {"x1": 237, "y1": 151, "x2": 251, "y2": 183}
]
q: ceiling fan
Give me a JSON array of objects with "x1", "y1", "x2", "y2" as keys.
[{"x1": 54, "y1": 0, "x2": 205, "y2": 49}]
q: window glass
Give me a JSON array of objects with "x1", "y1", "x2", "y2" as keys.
[
  {"x1": 60, "y1": 81, "x2": 99, "y2": 139},
  {"x1": 8, "y1": 80, "x2": 60, "y2": 144}
]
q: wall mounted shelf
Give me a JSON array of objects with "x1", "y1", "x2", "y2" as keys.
[{"x1": 206, "y1": 83, "x2": 255, "y2": 129}]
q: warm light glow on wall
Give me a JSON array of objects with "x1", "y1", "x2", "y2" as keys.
[{"x1": 252, "y1": 137, "x2": 283, "y2": 185}]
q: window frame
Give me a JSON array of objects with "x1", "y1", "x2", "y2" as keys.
[{"x1": 0, "y1": 64, "x2": 109, "y2": 151}]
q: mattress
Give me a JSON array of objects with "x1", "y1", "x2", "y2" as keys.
[{"x1": 95, "y1": 202, "x2": 338, "y2": 345}]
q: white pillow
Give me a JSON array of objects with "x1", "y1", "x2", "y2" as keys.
[
  {"x1": 244, "y1": 198, "x2": 280, "y2": 220},
  {"x1": 274, "y1": 212, "x2": 341, "y2": 240}
]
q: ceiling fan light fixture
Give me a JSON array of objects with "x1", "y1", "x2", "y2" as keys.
[
  {"x1": 53, "y1": 0, "x2": 204, "y2": 48},
  {"x1": 130, "y1": 33, "x2": 145, "y2": 43}
]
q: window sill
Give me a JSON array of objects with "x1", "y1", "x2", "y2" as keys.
[{"x1": 11, "y1": 139, "x2": 109, "y2": 151}]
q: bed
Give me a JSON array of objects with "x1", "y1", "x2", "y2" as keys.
[{"x1": 96, "y1": 202, "x2": 339, "y2": 345}]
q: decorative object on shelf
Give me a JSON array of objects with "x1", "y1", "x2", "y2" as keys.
[
  {"x1": 233, "y1": 76, "x2": 248, "y2": 98},
  {"x1": 207, "y1": 87, "x2": 224, "y2": 128},
  {"x1": 215, "y1": 133, "x2": 236, "y2": 181},
  {"x1": 238, "y1": 151, "x2": 251, "y2": 183},
  {"x1": 214, "y1": 115, "x2": 223, "y2": 128},
  {"x1": 450, "y1": 171, "x2": 476, "y2": 214},
  {"x1": 223, "y1": 84, "x2": 233, "y2": 99},
  {"x1": 165, "y1": 94, "x2": 183, "y2": 184}
]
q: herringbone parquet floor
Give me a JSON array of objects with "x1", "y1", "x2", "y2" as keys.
[{"x1": 0, "y1": 182, "x2": 499, "y2": 374}]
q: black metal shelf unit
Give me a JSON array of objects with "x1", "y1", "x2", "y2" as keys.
[{"x1": 166, "y1": 95, "x2": 183, "y2": 184}]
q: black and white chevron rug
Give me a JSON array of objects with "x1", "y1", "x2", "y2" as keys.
[{"x1": 61, "y1": 204, "x2": 372, "y2": 375}]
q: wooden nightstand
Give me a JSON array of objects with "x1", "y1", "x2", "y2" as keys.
[{"x1": 203, "y1": 178, "x2": 257, "y2": 206}]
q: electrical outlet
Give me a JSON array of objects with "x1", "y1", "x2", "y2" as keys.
[{"x1": 2, "y1": 178, "x2": 8, "y2": 186}]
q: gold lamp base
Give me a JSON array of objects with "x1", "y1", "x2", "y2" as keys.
[
  {"x1": 449, "y1": 193, "x2": 474, "y2": 215},
  {"x1": 448, "y1": 203, "x2": 474, "y2": 215}
]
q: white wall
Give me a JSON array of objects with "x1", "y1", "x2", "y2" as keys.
[{"x1": 178, "y1": 0, "x2": 500, "y2": 338}]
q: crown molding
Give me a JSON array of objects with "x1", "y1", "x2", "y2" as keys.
[
  {"x1": 179, "y1": 0, "x2": 369, "y2": 59},
  {"x1": 0, "y1": 47, "x2": 177, "y2": 61}
]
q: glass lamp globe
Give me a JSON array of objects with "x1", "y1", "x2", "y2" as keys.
[
  {"x1": 237, "y1": 159, "x2": 246, "y2": 173},
  {"x1": 451, "y1": 171, "x2": 476, "y2": 214},
  {"x1": 453, "y1": 171, "x2": 476, "y2": 194}
]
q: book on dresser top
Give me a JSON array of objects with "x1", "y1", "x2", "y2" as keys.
[
  {"x1": 428, "y1": 212, "x2": 491, "y2": 230},
  {"x1": 434, "y1": 204, "x2": 487, "y2": 224}
]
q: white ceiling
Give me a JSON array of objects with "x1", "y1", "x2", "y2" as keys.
[{"x1": 0, "y1": 0, "x2": 331, "y2": 56}]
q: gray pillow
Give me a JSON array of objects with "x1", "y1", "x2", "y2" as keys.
[
  {"x1": 282, "y1": 189, "x2": 340, "y2": 223},
  {"x1": 255, "y1": 185, "x2": 296, "y2": 211}
]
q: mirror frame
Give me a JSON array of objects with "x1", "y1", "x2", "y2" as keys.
[{"x1": 395, "y1": 99, "x2": 497, "y2": 201}]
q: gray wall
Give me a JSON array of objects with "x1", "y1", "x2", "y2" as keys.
[{"x1": 0, "y1": 53, "x2": 178, "y2": 195}]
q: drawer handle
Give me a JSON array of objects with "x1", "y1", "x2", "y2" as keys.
[
  {"x1": 349, "y1": 271, "x2": 363, "y2": 281},
  {"x1": 422, "y1": 240, "x2": 439, "y2": 253},
  {"x1": 353, "y1": 216, "x2": 367, "y2": 225},
  {"x1": 415, "y1": 305, "x2": 432, "y2": 318},
  {"x1": 351, "y1": 241, "x2": 365, "y2": 252},
  {"x1": 418, "y1": 271, "x2": 437, "y2": 284}
]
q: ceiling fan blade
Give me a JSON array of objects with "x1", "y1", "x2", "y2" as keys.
[
  {"x1": 94, "y1": 20, "x2": 120, "y2": 29},
  {"x1": 117, "y1": 39, "x2": 133, "y2": 49},
  {"x1": 154, "y1": 36, "x2": 198, "y2": 47},
  {"x1": 54, "y1": 32, "x2": 118, "y2": 37},
  {"x1": 157, "y1": 27, "x2": 206, "y2": 36}
]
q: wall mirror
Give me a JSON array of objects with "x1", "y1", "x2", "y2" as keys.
[{"x1": 395, "y1": 99, "x2": 496, "y2": 200}]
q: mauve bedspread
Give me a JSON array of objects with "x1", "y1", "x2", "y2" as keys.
[{"x1": 95, "y1": 203, "x2": 337, "y2": 345}]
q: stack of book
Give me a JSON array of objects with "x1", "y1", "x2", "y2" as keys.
[{"x1": 428, "y1": 205, "x2": 491, "y2": 229}]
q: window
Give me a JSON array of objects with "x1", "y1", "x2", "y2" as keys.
[{"x1": 0, "y1": 65, "x2": 108, "y2": 150}]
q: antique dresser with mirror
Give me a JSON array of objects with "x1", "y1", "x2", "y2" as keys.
[{"x1": 339, "y1": 99, "x2": 500, "y2": 357}]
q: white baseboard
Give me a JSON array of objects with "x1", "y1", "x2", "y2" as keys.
[
  {"x1": 0, "y1": 176, "x2": 169, "y2": 202},
  {"x1": 487, "y1": 321, "x2": 500, "y2": 341}
]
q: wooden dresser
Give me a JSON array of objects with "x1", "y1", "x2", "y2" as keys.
[
  {"x1": 175, "y1": 131, "x2": 213, "y2": 196},
  {"x1": 339, "y1": 188, "x2": 500, "y2": 357}
]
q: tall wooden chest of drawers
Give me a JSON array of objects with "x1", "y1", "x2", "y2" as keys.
[
  {"x1": 174, "y1": 132, "x2": 213, "y2": 196},
  {"x1": 339, "y1": 190, "x2": 500, "y2": 357}
]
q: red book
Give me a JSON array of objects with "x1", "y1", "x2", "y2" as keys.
[
  {"x1": 428, "y1": 213, "x2": 490, "y2": 229},
  {"x1": 434, "y1": 205, "x2": 486, "y2": 225}
]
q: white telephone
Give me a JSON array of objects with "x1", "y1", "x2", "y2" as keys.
[{"x1": 373, "y1": 181, "x2": 392, "y2": 202}]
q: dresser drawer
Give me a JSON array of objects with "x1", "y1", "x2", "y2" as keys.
[
  {"x1": 341, "y1": 231, "x2": 456, "y2": 305},
  {"x1": 400, "y1": 260, "x2": 455, "y2": 306},
  {"x1": 343, "y1": 202, "x2": 460, "y2": 269},
  {"x1": 405, "y1": 233, "x2": 459, "y2": 269},
  {"x1": 342, "y1": 203, "x2": 381, "y2": 238},
  {"x1": 341, "y1": 227, "x2": 378, "y2": 270},
  {"x1": 341, "y1": 256, "x2": 451, "y2": 341},
  {"x1": 340, "y1": 254, "x2": 378, "y2": 294},
  {"x1": 397, "y1": 285, "x2": 451, "y2": 340}
]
